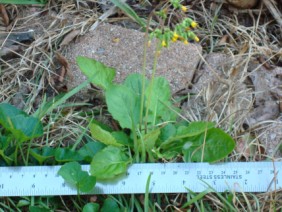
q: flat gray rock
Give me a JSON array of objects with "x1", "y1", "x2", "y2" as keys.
[{"x1": 64, "y1": 23, "x2": 202, "y2": 94}]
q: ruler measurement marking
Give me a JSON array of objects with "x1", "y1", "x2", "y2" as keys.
[{"x1": 0, "y1": 162, "x2": 281, "y2": 196}]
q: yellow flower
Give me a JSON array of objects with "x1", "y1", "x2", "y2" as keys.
[
  {"x1": 173, "y1": 32, "x2": 179, "y2": 39},
  {"x1": 172, "y1": 32, "x2": 179, "y2": 42},
  {"x1": 161, "y1": 40, "x2": 167, "y2": 47},
  {"x1": 194, "y1": 36, "x2": 200, "y2": 42},
  {"x1": 172, "y1": 37, "x2": 178, "y2": 42},
  {"x1": 181, "y1": 5, "x2": 187, "y2": 12},
  {"x1": 147, "y1": 40, "x2": 151, "y2": 47},
  {"x1": 183, "y1": 40, "x2": 189, "y2": 45},
  {"x1": 191, "y1": 21, "x2": 198, "y2": 28}
]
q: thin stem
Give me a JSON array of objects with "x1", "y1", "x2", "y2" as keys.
[
  {"x1": 19, "y1": 145, "x2": 27, "y2": 166},
  {"x1": 14, "y1": 145, "x2": 18, "y2": 166},
  {"x1": 137, "y1": 130, "x2": 146, "y2": 163},
  {"x1": 140, "y1": 14, "x2": 153, "y2": 132},
  {"x1": 144, "y1": 41, "x2": 161, "y2": 131},
  {"x1": 25, "y1": 139, "x2": 33, "y2": 166},
  {"x1": 132, "y1": 123, "x2": 139, "y2": 163}
]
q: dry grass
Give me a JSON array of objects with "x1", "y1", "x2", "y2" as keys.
[{"x1": 0, "y1": 0, "x2": 281, "y2": 210}]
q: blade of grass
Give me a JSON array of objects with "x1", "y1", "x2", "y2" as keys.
[
  {"x1": 182, "y1": 188, "x2": 212, "y2": 208},
  {"x1": 0, "y1": 0, "x2": 46, "y2": 4},
  {"x1": 145, "y1": 173, "x2": 152, "y2": 212},
  {"x1": 34, "y1": 80, "x2": 90, "y2": 119},
  {"x1": 110, "y1": 0, "x2": 146, "y2": 28},
  {"x1": 201, "y1": 181, "x2": 237, "y2": 211}
]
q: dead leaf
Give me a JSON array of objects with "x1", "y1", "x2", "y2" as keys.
[
  {"x1": 60, "y1": 29, "x2": 80, "y2": 46},
  {"x1": 58, "y1": 66, "x2": 66, "y2": 83},
  {"x1": 56, "y1": 52, "x2": 69, "y2": 69},
  {"x1": 0, "y1": 5, "x2": 9, "y2": 26},
  {"x1": 55, "y1": 52, "x2": 71, "y2": 82}
]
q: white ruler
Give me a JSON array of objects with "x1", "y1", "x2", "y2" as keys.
[{"x1": 0, "y1": 162, "x2": 281, "y2": 196}]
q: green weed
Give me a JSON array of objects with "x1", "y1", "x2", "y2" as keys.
[{"x1": 0, "y1": 0, "x2": 47, "y2": 5}]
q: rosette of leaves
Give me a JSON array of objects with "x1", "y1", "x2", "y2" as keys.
[{"x1": 77, "y1": 56, "x2": 235, "y2": 168}]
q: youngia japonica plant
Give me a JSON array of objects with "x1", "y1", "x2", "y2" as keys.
[{"x1": 57, "y1": 0, "x2": 235, "y2": 193}]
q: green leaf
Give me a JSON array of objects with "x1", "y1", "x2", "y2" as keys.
[
  {"x1": 160, "y1": 122, "x2": 215, "y2": 151},
  {"x1": 16, "y1": 199, "x2": 30, "y2": 208},
  {"x1": 0, "y1": 133, "x2": 12, "y2": 150},
  {"x1": 123, "y1": 73, "x2": 148, "y2": 95},
  {"x1": 106, "y1": 85, "x2": 140, "y2": 129},
  {"x1": 58, "y1": 162, "x2": 96, "y2": 193},
  {"x1": 111, "y1": 131, "x2": 131, "y2": 146},
  {"x1": 89, "y1": 122, "x2": 122, "y2": 147},
  {"x1": 176, "y1": 121, "x2": 215, "y2": 138},
  {"x1": 78, "y1": 142, "x2": 106, "y2": 163},
  {"x1": 146, "y1": 77, "x2": 171, "y2": 102},
  {"x1": 182, "y1": 128, "x2": 235, "y2": 162},
  {"x1": 83, "y1": 203, "x2": 100, "y2": 212},
  {"x1": 90, "y1": 119, "x2": 113, "y2": 133},
  {"x1": 140, "y1": 129, "x2": 160, "y2": 161},
  {"x1": 0, "y1": 103, "x2": 43, "y2": 142},
  {"x1": 55, "y1": 148, "x2": 83, "y2": 162},
  {"x1": 77, "y1": 56, "x2": 115, "y2": 90},
  {"x1": 109, "y1": 0, "x2": 146, "y2": 28},
  {"x1": 141, "y1": 128, "x2": 160, "y2": 151},
  {"x1": 101, "y1": 198, "x2": 120, "y2": 212},
  {"x1": 30, "y1": 147, "x2": 55, "y2": 165},
  {"x1": 90, "y1": 146, "x2": 131, "y2": 180},
  {"x1": 145, "y1": 77, "x2": 177, "y2": 122},
  {"x1": 159, "y1": 123, "x2": 176, "y2": 142}
]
